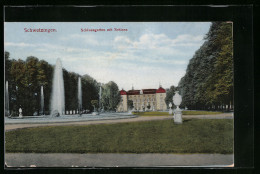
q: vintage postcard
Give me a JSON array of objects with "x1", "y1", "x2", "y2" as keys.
[{"x1": 4, "y1": 21, "x2": 234, "y2": 167}]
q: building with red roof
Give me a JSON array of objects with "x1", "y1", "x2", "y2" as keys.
[
  {"x1": 119, "y1": 89, "x2": 127, "y2": 95},
  {"x1": 117, "y1": 85, "x2": 167, "y2": 112},
  {"x1": 156, "y1": 87, "x2": 166, "y2": 93}
]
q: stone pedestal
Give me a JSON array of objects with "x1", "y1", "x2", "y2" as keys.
[
  {"x1": 169, "y1": 109, "x2": 173, "y2": 115},
  {"x1": 173, "y1": 108, "x2": 182, "y2": 124}
]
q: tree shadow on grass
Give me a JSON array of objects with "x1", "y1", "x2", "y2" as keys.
[{"x1": 182, "y1": 119, "x2": 193, "y2": 123}]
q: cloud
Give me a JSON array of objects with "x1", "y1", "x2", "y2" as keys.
[
  {"x1": 133, "y1": 33, "x2": 170, "y2": 49},
  {"x1": 114, "y1": 33, "x2": 204, "y2": 50},
  {"x1": 5, "y1": 41, "x2": 93, "y2": 57},
  {"x1": 69, "y1": 34, "x2": 100, "y2": 45},
  {"x1": 105, "y1": 51, "x2": 188, "y2": 66},
  {"x1": 60, "y1": 34, "x2": 108, "y2": 46},
  {"x1": 68, "y1": 60, "x2": 185, "y2": 90},
  {"x1": 35, "y1": 48, "x2": 48, "y2": 52},
  {"x1": 114, "y1": 36, "x2": 132, "y2": 43},
  {"x1": 5, "y1": 32, "x2": 201, "y2": 67},
  {"x1": 113, "y1": 33, "x2": 204, "y2": 63},
  {"x1": 5, "y1": 27, "x2": 207, "y2": 90},
  {"x1": 5, "y1": 42, "x2": 35, "y2": 47},
  {"x1": 172, "y1": 34, "x2": 204, "y2": 44},
  {"x1": 114, "y1": 36, "x2": 133, "y2": 50}
]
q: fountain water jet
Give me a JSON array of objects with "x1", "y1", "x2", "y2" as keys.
[
  {"x1": 5, "y1": 81, "x2": 9, "y2": 116},
  {"x1": 40, "y1": 86, "x2": 44, "y2": 115},
  {"x1": 50, "y1": 58, "x2": 65, "y2": 116},
  {"x1": 78, "y1": 77, "x2": 82, "y2": 114},
  {"x1": 99, "y1": 85, "x2": 102, "y2": 112}
]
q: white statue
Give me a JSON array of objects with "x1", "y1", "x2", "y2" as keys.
[
  {"x1": 19, "y1": 108, "x2": 23, "y2": 118},
  {"x1": 172, "y1": 91, "x2": 182, "y2": 124}
]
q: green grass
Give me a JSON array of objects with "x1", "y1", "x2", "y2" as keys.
[
  {"x1": 5, "y1": 119, "x2": 233, "y2": 154},
  {"x1": 182, "y1": 111, "x2": 223, "y2": 115},
  {"x1": 133, "y1": 112, "x2": 170, "y2": 116},
  {"x1": 133, "y1": 111, "x2": 223, "y2": 116}
]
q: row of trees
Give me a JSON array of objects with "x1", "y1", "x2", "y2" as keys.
[
  {"x1": 5, "y1": 52, "x2": 120, "y2": 116},
  {"x1": 90, "y1": 81, "x2": 121, "y2": 112},
  {"x1": 5, "y1": 53, "x2": 54, "y2": 116},
  {"x1": 178, "y1": 22, "x2": 233, "y2": 111}
]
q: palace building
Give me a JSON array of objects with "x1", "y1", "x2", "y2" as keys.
[{"x1": 117, "y1": 86, "x2": 167, "y2": 112}]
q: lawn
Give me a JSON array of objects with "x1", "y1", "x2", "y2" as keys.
[
  {"x1": 133, "y1": 111, "x2": 170, "y2": 116},
  {"x1": 133, "y1": 111, "x2": 223, "y2": 116},
  {"x1": 5, "y1": 119, "x2": 233, "y2": 154},
  {"x1": 182, "y1": 111, "x2": 223, "y2": 115}
]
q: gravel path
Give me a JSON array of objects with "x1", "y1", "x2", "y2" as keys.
[
  {"x1": 5, "y1": 153, "x2": 234, "y2": 167},
  {"x1": 5, "y1": 113, "x2": 233, "y2": 131}
]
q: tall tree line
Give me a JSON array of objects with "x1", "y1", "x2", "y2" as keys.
[
  {"x1": 178, "y1": 22, "x2": 233, "y2": 111},
  {"x1": 4, "y1": 52, "x2": 101, "y2": 116}
]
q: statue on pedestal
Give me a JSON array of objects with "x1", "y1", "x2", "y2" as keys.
[
  {"x1": 172, "y1": 91, "x2": 183, "y2": 124},
  {"x1": 19, "y1": 108, "x2": 23, "y2": 118}
]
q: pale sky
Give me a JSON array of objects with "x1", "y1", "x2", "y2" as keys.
[{"x1": 4, "y1": 22, "x2": 211, "y2": 90}]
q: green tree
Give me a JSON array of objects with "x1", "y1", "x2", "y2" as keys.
[
  {"x1": 63, "y1": 70, "x2": 79, "y2": 111},
  {"x1": 165, "y1": 85, "x2": 176, "y2": 107},
  {"x1": 36, "y1": 60, "x2": 53, "y2": 114},
  {"x1": 5, "y1": 51, "x2": 15, "y2": 116},
  {"x1": 10, "y1": 59, "x2": 26, "y2": 114},
  {"x1": 8, "y1": 55, "x2": 53, "y2": 115},
  {"x1": 5, "y1": 51, "x2": 12, "y2": 82},
  {"x1": 91, "y1": 100, "x2": 98, "y2": 112},
  {"x1": 101, "y1": 81, "x2": 120, "y2": 111},
  {"x1": 6, "y1": 52, "x2": 101, "y2": 115},
  {"x1": 178, "y1": 22, "x2": 233, "y2": 111},
  {"x1": 204, "y1": 23, "x2": 233, "y2": 110},
  {"x1": 22, "y1": 57, "x2": 40, "y2": 115},
  {"x1": 81, "y1": 74, "x2": 99, "y2": 111},
  {"x1": 127, "y1": 100, "x2": 134, "y2": 111}
]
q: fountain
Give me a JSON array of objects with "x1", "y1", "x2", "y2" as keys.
[
  {"x1": 40, "y1": 86, "x2": 44, "y2": 115},
  {"x1": 5, "y1": 81, "x2": 9, "y2": 116},
  {"x1": 78, "y1": 77, "x2": 82, "y2": 114},
  {"x1": 99, "y1": 85, "x2": 102, "y2": 112},
  {"x1": 5, "y1": 59, "x2": 136, "y2": 124},
  {"x1": 50, "y1": 58, "x2": 65, "y2": 116}
]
